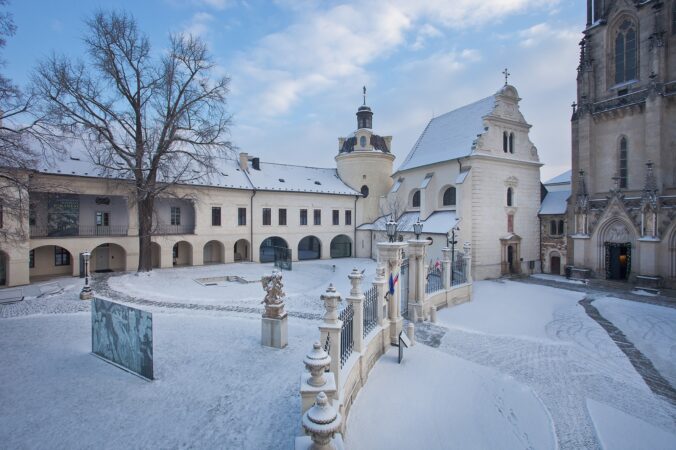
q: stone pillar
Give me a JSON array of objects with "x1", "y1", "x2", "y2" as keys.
[
  {"x1": 346, "y1": 268, "x2": 364, "y2": 354},
  {"x1": 295, "y1": 392, "x2": 344, "y2": 450},
  {"x1": 377, "y1": 241, "x2": 407, "y2": 344},
  {"x1": 407, "y1": 239, "x2": 427, "y2": 321},
  {"x1": 319, "y1": 284, "x2": 342, "y2": 390},
  {"x1": 372, "y1": 264, "x2": 388, "y2": 328},
  {"x1": 463, "y1": 242, "x2": 472, "y2": 284},
  {"x1": 300, "y1": 342, "x2": 337, "y2": 415},
  {"x1": 441, "y1": 247, "x2": 451, "y2": 290}
]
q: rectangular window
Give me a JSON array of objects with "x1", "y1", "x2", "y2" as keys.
[
  {"x1": 263, "y1": 208, "x2": 271, "y2": 226},
  {"x1": 279, "y1": 208, "x2": 287, "y2": 226},
  {"x1": 300, "y1": 209, "x2": 308, "y2": 226},
  {"x1": 29, "y1": 250, "x2": 34, "y2": 268},
  {"x1": 54, "y1": 247, "x2": 70, "y2": 266},
  {"x1": 96, "y1": 211, "x2": 110, "y2": 227},
  {"x1": 29, "y1": 204, "x2": 36, "y2": 226},
  {"x1": 238, "y1": 207, "x2": 246, "y2": 226},
  {"x1": 170, "y1": 206, "x2": 181, "y2": 226},
  {"x1": 345, "y1": 210, "x2": 352, "y2": 226},
  {"x1": 314, "y1": 209, "x2": 321, "y2": 225},
  {"x1": 332, "y1": 210, "x2": 339, "y2": 225},
  {"x1": 211, "y1": 207, "x2": 221, "y2": 226}
]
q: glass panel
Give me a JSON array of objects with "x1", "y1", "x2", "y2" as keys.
[
  {"x1": 625, "y1": 29, "x2": 636, "y2": 80},
  {"x1": 615, "y1": 33, "x2": 625, "y2": 83}
]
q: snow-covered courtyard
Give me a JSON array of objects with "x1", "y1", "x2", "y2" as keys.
[{"x1": 1, "y1": 263, "x2": 675, "y2": 449}]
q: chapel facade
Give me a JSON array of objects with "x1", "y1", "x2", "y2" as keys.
[{"x1": 570, "y1": 0, "x2": 676, "y2": 289}]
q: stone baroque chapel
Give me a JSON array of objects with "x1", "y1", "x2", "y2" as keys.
[{"x1": 570, "y1": 0, "x2": 676, "y2": 290}]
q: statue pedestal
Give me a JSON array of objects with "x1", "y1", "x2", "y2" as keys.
[{"x1": 262, "y1": 315, "x2": 288, "y2": 349}]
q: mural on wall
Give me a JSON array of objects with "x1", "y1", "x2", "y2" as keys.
[
  {"x1": 91, "y1": 298, "x2": 153, "y2": 380},
  {"x1": 47, "y1": 194, "x2": 80, "y2": 236}
]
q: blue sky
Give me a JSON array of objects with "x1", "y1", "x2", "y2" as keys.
[{"x1": 4, "y1": 0, "x2": 584, "y2": 180}]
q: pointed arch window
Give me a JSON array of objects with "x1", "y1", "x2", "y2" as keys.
[
  {"x1": 442, "y1": 187, "x2": 456, "y2": 206},
  {"x1": 614, "y1": 19, "x2": 637, "y2": 84},
  {"x1": 507, "y1": 187, "x2": 514, "y2": 207},
  {"x1": 503, "y1": 132, "x2": 508, "y2": 153},
  {"x1": 619, "y1": 137, "x2": 628, "y2": 189},
  {"x1": 412, "y1": 190, "x2": 421, "y2": 208},
  {"x1": 509, "y1": 132, "x2": 515, "y2": 154}
]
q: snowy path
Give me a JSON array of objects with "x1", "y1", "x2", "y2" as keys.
[{"x1": 348, "y1": 280, "x2": 676, "y2": 450}]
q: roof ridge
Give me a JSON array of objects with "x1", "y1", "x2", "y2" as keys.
[{"x1": 259, "y1": 161, "x2": 335, "y2": 171}]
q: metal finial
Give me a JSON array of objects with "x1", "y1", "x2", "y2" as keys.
[
  {"x1": 502, "y1": 68, "x2": 510, "y2": 85},
  {"x1": 362, "y1": 85, "x2": 366, "y2": 105}
]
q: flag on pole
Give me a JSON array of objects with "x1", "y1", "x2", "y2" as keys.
[{"x1": 388, "y1": 270, "x2": 400, "y2": 295}]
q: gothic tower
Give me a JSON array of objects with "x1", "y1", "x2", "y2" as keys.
[{"x1": 335, "y1": 88, "x2": 394, "y2": 225}]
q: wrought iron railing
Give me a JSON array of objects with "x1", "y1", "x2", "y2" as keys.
[
  {"x1": 592, "y1": 89, "x2": 648, "y2": 114},
  {"x1": 154, "y1": 224, "x2": 195, "y2": 235},
  {"x1": 426, "y1": 266, "x2": 443, "y2": 294},
  {"x1": 363, "y1": 285, "x2": 377, "y2": 337},
  {"x1": 30, "y1": 224, "x2": 129, "y2": 238},
  {"x1": 339, "y1": 303, "x2": 354, "y2": 368},
  {"x1": 451, "y1": 252, "x2": 467, "y2": 286}
]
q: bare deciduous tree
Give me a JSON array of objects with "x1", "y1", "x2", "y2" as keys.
[
  {"x1": 33, "y1": 10, "x2": 233, "y2": 271},
  {"x1": 0, "y1": 0, "x2": 59, "y2": 243},
  {"x1": 377, "y1": 194, "x2": 413, "y2": 242}
]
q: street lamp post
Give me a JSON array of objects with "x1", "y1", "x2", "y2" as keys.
[
  {"x1": 80, "y1": 251, "x2": 92, "y2": 300},
  {"x1": 386, "y1": 219, "x2": 397, "y2": 243},
  {"x1": 413, "y1": 219, "x2": 423, "y2": 240},
  {"x1": 448, "y1": 227, "x2": 458, "y2": 286}
]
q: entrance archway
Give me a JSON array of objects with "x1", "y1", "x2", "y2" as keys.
[
  {"x1": 234, "y1": 239, "x2": 250, "y2": 262},
  {"x1": 172, "y1": 241, "x2": 193, "y2": 266},
  {"x1": 29, "y1": 245, "x2": 73, "y2": 281},
  {"x1": 0, "y1": 251, "x2": 7, "y2": 286},
  {"x1": 259, "y1": 236, "x2": 288, "y2": 263},
  {"x1": 203, "y1": 240, "x2": 224, "y2": 264},
  {"x1": 550, "y1": 252, "x2": 561, "y2": 275},
  {"x1": 330, "y1": 235, "x2": 352, "y2": 258},
  {"x1": 298, "y1": 236, "x2": 321, "y2": 260},
  {"x1": 151, "y1": 242, "x2": 161, "y2": 268},
  {"x1": 500, "y1": 235, "x2": 521, "y2": 275},
  {"x1": 595, "y1": 218, "x2": 636, "y2": 281},
  {"x1": 91, "y1": 243, "x2": 126, "y2": 272}
]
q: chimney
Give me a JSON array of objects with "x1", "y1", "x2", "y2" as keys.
[
  {"x1": 252, "y1": 157, "x2": 260, "y2": 171},
  {"x1": 239, "y1": 152, "x2": 249, "y2": 172}
]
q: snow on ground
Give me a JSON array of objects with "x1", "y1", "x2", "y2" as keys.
[
  {"x1": 346, "y1": 344, "x2": 556, "y2": 450},
  {"x1": 107, "y1": 258, "x2": 377, "y2": 314},
  {"x1": 594, "y1": 296, "x2": 676, "y2": 388},
  {"x1": 586, "y1": 399, "x2": 676, "y2": 450},
  {"x1": 0, "y1": 310, "x2": 317, "y2": 450},
  {"x1": 530, "y1": 273, "x2": 586, "y2": 285},
  {"x1": 0, "y1": 276, "x2": 89, "y2": 318},
  {"x1": 348, "y1": 280, "x2": 676, "y2": 449}
]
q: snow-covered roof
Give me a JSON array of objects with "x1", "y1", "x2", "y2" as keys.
[
  {"x1": 245, "y1": 162, "x2": 359, "y2": 196},
  {"x1": 544, "y1": 170, "x2": 572, "y2": 186},
  {"x1": 395, "y1": 94, "x2": 496, "y2": 173},
  {"x1": 35, "y1": 143, "x2": 254, "y2": 190},
  {"x1": 539, "y1": 190, "x2": 570, "y2": 215},
  {"x1": 455, "y1": 169, "x2": 470, "y2": 185},
  {"x1": 358, "y1": 210, "x2": 458, "y2": 234}
]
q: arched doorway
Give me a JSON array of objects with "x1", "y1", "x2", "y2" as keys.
[
  {"x1": 259, "y1": 236, "x2": 288, "y2": 263},
  {"x1": 500, "y1": 235, "x2": 521, "y2": 275},
  {"x1": 298, "y1": 236, "x2": 321, "y2": 260},
  {"x1": 172, "y1": 241, "x2": 193, "y2": 266},
  {"x1": 550, "y1": 251, "x2": 561, "y2": 275},
  {"x1": 151, "y1": 242, "x2": 161, "y2": 269},
  {"x1": 330, "y1": 235, "x2": 352, "y2": 258},
  {"x1": 203, "y1": 240, "x2": 224, "y2": 264},
  {"x1": 29, "y1": 245, "x2": 73, "y2": 281},
  {"x1": 0, "y1": 251, "x2": 8, "y2": 286},
  {"x1": 234, "y1": 239, "x2": 250, "y2": 262},
  {"x1": 596, "y1": 219, "x2": 635, "y2": 281},
  {"x1": 91, "y1": 243, "x2": 126, "y2": 272},
  {"x1": 507, "y1": 245, "x2": 515, "y2": 273}
]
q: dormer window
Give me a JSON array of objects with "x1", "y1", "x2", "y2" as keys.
[{"x1": 359, "y1": 136, "x2": 367, "y2": 147}]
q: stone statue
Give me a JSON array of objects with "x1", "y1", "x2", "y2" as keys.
[{"x1": 261, "y1": 270, "x2": 287, "y2": 319}]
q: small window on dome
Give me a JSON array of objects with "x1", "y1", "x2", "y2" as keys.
[
  {"x1": 359, "y1": 136, "x2": 367, "y2": 147},
  {"x1": 361, "y1": 185, "x2": 369, "y2": 198}
]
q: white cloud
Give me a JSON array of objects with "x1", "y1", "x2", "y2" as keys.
[
  {"x1": 182, "y1": 12, "x2": 215, "y2": 39},
  {"x1": 411, "y1": 24, "x2": 443, "y2": 50}
]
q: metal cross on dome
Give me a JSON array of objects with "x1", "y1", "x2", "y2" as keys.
[
  {"x1": 362, "y1": 85, "x2": 367, "y2": 105},
  {"x1": 502, "y1": 68, "x2": 510, "y2": 85}
]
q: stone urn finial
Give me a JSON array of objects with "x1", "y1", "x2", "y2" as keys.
[
  {"x1": 321, "y1": 284, "x2": 341, "y2": 324},
  {"x1": 302, "y1": 392, "x2": 342, "y2": 449},
  {"x1": 304, "y1": 341, "x2": 331, "y2": 387},
  {"x1": 348, "y1": 267, "x2": 363, "y2": 297}
]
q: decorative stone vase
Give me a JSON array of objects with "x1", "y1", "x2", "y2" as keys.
[
  {"x1": 303, "y1": 342, "x2": 331, "y2": 387},
  {"x1": 301, "y1": 392, "x2": 342, "y2": 450}
]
